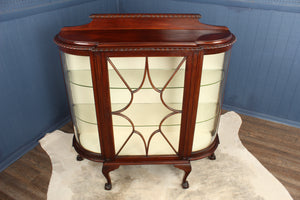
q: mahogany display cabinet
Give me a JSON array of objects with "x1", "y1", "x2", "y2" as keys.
[{"x1": 54, "y1": 14, "x2": 236, "y2": 190}]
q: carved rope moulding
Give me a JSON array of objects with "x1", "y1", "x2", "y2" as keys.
[{"x1": 89, "y1": 14, "x2": 202, "y2": 19}]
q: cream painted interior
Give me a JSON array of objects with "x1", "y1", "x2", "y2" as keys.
[
  {"x1": 62, "y1": 52, "x2": 228, "y2": 155},
  {"x1": 61, "y1": 53, "x2": 100, "y2": 153}
]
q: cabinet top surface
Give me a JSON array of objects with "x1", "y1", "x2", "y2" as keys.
[{"x1": 54, "y1": 14, "x2": 236, "y2": 51}]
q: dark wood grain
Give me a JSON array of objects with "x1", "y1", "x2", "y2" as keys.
[
  {"x1": 54, "y1": 13, "x2": 236, "y2": 54},
  {"x1": 179, "y1": 51, "x2": 203, "y2": 159},
  {"x1": 57, "y1": 13, "x2": 232, "y2": 45},
  {"x1": 0, "y1": 113, "x2": 299, "y2": 199},
  {"x1": 90, "y1": 52, "x2": 116, "y2": 160}
]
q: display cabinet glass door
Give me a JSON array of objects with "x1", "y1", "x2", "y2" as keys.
[{"x1": 108, "y1": 56, "x2": 186, "y2": 156}]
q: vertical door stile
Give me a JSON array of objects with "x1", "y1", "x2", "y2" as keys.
[
  {"x1": 178, "y1": 51, "x2": 204, "y2": 159},
  {"x1": 90, "y1": 51, "x2": 115, "y2": 160}
]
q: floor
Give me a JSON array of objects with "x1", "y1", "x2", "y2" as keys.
[{"x1": 0, "y1": 112, "x2": 299, "y2": 200}]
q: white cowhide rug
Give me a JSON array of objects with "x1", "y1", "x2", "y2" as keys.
[{"x1": 40, "y1": 112, "x2": 293, "y2": 200}]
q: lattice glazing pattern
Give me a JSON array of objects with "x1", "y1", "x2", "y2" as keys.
[{"x1": 108, "y1": 57, "x2": 186, "y2": 156}]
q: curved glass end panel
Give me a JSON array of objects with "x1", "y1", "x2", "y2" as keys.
[
  {"x1": 60, "y1": 52, "x2": 101, "y2": 153},
  {"x1": 192, "y1": 50, "x2": 231, "y2": 152}
]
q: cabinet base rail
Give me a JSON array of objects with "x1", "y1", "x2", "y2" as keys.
[{"x1": 73, "y1": 135, "x2": 219, "y2": 190}]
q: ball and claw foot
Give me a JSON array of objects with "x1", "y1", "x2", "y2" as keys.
[
  {"x1": 208, "y1": 153, "x2": 216, "y2": 160},
  {"x1": 76, "y1": 155, "x2": 84, "y2": 161},
  {"x1": 105, "y1": 183, "x2": 112, "y2": 190},
  {"x1": 182, "y1": 181, "x2": 189, "y2": 189}
]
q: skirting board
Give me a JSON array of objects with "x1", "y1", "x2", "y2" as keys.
[
  {"x1": 0, "y1": 116, "x2": 71, "y2": 172},
  {"x1": 223, "y1": 104, "x2": 300, "y2": 129}
]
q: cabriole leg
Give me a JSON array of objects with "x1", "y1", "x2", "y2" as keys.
[
  {"x1": 76, "y1": 155, "x2": 84, "y2": 161},
  {"x1": 174, "y1": 162, "x2": 192, "y2": 189},
  {"x1": 102, "y1": 163, "x2": 120, "y2": 190},
  {"x1": 208, "y1": 152, "x2": 216, "y2": 160}
]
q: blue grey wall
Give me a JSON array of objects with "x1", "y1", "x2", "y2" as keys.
[
  {"x1": 0, "y1": 0, "x2": 118, "y2": 171},
  {"x1": 119, "y1": 0, "x2": 300, "y2": 127},
  {"x1": 1, "y1": 0, "x2": 299, "y2": 171}
]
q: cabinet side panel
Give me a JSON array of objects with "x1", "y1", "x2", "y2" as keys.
[
  {"x1": 193, "y1": 51, "x2": 231, "y2": 151},
  {"x1": 60, "y1": 52, "x2": 101, "y2": 153}
]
